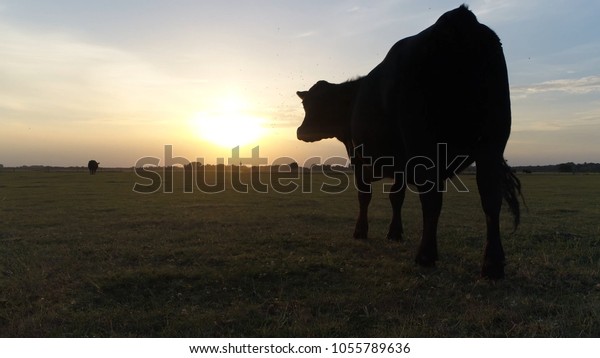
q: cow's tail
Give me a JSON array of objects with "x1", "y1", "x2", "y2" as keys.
[{"x1": 500, "y1": 159, "x2": 524, "y2": 229}]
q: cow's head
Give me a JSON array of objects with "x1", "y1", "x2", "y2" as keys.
[{"x1": 296, "y1": 80, "x2": 349, "y2": 142}]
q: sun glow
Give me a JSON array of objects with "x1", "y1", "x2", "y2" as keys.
[{"x1": 190, "y1": 93, "x2": 267, "y2": 148}]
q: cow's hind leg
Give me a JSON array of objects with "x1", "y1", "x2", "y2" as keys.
[
  {"x1": 477, "y1": 158, "x2": 505, "y2": 279},
  {"x1": 415, "y1": 189, "x2": 442, "y2": 267},
  {"x1": 387, "y1": 181, "x2": 406, "y2": 241}
]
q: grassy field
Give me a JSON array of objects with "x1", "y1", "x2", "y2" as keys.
[{"x1": 0, "y1": 169, "x2": 598, "y2": 337}]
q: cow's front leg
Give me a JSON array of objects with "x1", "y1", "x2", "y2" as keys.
[
  {"x1": 353, "y1": 189, "x2": 371, "y2": 240},
  {"x1": 387, "y1": 181, "x2": 406, "y2": 241},
  {"x1": 415, "y1": 189, "x2": 442, "y2": 266},
  {"x1": 353, "y1": 165, "x2": 372, "y2": 239}
]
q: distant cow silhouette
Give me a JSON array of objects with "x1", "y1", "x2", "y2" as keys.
[
  {"x1": 88, "y1": 160, "x2": 99, "y2": 175},
  {"x1": 297, "y1": 5, "x2": 522, "y2": 279}
]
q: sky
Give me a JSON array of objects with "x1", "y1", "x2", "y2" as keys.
[{"x1": 1, "y1": 0, "x2": 599, "y2": 167}]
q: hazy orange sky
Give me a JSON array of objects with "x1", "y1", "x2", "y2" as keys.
[{"x1": 1, "y1": 0, "x2": 599, "y2": 167}]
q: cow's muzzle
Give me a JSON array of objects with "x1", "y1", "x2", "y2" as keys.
[{"x1": 296, "y1": 127, "x2": 324, "y2": 142}]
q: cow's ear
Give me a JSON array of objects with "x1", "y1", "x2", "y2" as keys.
[{"x1": 296, "y1": 91, "x2": 308, "y2": 100}]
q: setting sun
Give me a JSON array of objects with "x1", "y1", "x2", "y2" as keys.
[{"x1": 190, "y1": 93, "x2": 267, "y2": 148}]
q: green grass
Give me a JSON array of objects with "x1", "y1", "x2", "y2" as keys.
[{"x1": 0, "y1": 170, "x2": 598, "y2": 337}]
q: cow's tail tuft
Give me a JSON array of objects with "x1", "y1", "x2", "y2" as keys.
[{"x1": 501, "y1": 159, "x2": 524, "y2": 229}]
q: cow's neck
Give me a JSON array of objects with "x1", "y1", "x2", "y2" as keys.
[{"x1": 334, "y1": 78, "x2": 362, "y2": 148}]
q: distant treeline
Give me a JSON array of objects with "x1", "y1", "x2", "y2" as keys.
[
  {"x1": 513, "y1": 162, "x2": 600, "y2": 173},
  {"x1": 0, "y1": 166, "x2": 130, "y2": 172},
  {"x1": 179, "y1": 162, "x2": 352, "y2": 173},
  {"x1": 2, "y1": 162, "x2": 599, "y2": 173},
  {"x1": 0, "y1": 163, "x2": 349, "y2": 173}
]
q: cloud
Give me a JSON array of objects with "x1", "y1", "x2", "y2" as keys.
[
  {"x1": 0, "y1": 21, "x2": 206, "y2": 126},
  {"x1": 573, "y1": 106, "x2": 600, "y2": 123},
  {"x1": 0, "y1": 20, "x2": 213, "y2": 166},
  {"x1": 471, "y1": 0, "x2": 541, "y2": 22},
  {"x1": 294, "y1": 31, "x2": 317, "y2": 39},
  {"x1": 512, "y1": 75, "x2": 600, "y2": 97}
]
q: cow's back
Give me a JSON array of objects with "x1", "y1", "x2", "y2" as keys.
[{"x1": 351, "y1": 5, "x2": 510, "y2": 171}]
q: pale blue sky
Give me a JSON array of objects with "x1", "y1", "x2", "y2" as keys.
[{"x1": 1, "y1": 0, "x2": 599, "y2": 166}]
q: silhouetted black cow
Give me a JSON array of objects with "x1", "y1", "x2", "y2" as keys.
[
  {"x1": 88, "y1": 160, "x2": 99, "y2": 175},
  {"x1": 297, "y1": 5, "x2": 521, "y2": 279}
]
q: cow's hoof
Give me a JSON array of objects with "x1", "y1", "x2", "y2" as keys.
[
  {"x1": 481, "y1": 260, "x2": 505, "y2": 280},
  {"x1": 415, "y1": 254, "x2": 436, "y2": 267}
]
